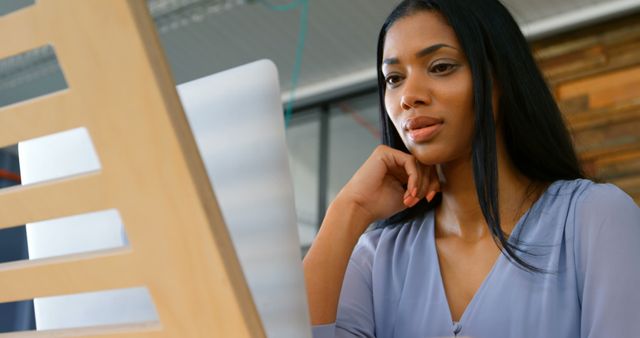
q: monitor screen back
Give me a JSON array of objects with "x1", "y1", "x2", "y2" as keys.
[{"x1": 178, "y1": 59, "x2": 312, "y2": 338}]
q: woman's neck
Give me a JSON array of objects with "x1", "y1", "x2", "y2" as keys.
[{"x1": 435, "y1": 144, "x2": 544, "y2": 241}]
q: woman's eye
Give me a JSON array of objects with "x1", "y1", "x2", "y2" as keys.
[
  {"x1": 430, "y1": 63, "x2": 456, "y2": 74},
  {"x1": 385, "y1": 75, "x2": 402, "y2": 87}
]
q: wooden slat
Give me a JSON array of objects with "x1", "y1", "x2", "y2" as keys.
[
  {"x1": 593, "y1": 155, "x2": 640, "y2": 181},
  {"x1": 0, "y1": 91, "x2": 85, "y2": 149},
  {"x1": 0, "y1": 322, "x2": 162, "y2": 338},
  {"x1": 548, "y1": 59, "x2": 640, "y2": 87},
  {"x1": 538, "y1": 45, "x2": 606, "y2": 81},
  {"x1": 0, "y1": 5, "x2": 48, "y2": 61},
  {"x1": 557, "y1": 66, "x2": 640, "y2": 104},
  {"x1": 558, "y1": 95, "x2": 589, "y2": 115},
  {"x1": 0, "y1": 249, "x2": 139, "y2": 303},
  {"x1": 534, "y1": 35, "x2": 599, "y2": 61},
  {"x1": 606, "y1": 38, "x2": 640, "y2": 69},
  {"x1": 580, "y1": 144, "x2": 640, "y2": 162},
  {"x1": 574, "y1": 116, "x2": 640, "y2": 147},
  {"x1": 593, "y1": 148, "x2": 640, "y2": 167},
  {"x1": 566, "y1": 101, "x2": 640, "y2": 131},
  {"x1": 0, "y1": 172, "x2": 106, "y2": 230}
]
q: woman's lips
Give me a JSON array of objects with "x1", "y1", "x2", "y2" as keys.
[
  {"x1": 408, "y1": 123, "x2": 443, "y2": 142},
  {"x1": 404, "y1": 116, "x2": 444, "y2": 143}
]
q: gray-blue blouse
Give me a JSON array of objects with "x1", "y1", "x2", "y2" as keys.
[{"x1": 312, "y1": 179, "x2": 640, "y2": 338}]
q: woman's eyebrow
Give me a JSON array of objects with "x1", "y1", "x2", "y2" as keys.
[{"x1": 383, "y1": 43, "x2": 458, "y2": 65}]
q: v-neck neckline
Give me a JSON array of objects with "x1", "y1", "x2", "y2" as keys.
[
  {"x1": 428, "y1": 181, "x2": 556, "y2": 327},
  {"x1": 429, "y1": 222, "x2": 500, "y2": 326}
]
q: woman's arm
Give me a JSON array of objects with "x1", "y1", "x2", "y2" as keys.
[
  {"x1": 303, "y1": 197, "x2": 374, "y2": 325},
  {"x1": 575, "y1": 183, "x2": 640, "y2": 337},
  {"x1": 303, "y1": 145, "x2": 439, "y2": 327}
]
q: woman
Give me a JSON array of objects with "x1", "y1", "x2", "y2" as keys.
[{"x1": 303, "y1": 0, "x2": 640, "y2": 337}]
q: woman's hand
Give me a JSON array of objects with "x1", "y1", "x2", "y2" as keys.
[{"x1": 335, "y1": 145, "x2": 441, "y2": 225}]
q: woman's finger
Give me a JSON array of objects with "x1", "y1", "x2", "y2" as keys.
[
  {"x1": 411, "y1": 158, "x2": 422, "y2": 196},
  {"x1": 393, "y1": 153, "x2": 421, "y2": 207},
  {"x1": 416, "y1": 164, "x2": 431, "y2": 201},
  {"x1": 425, "y1": 164, "x2": 441, "y2": 202}
]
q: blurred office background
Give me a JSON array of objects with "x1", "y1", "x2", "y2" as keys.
[{"x1": 0, "y1": 0, "x2": 639, "y2": 333}]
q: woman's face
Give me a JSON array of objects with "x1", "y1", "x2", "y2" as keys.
[{"x1": 382, "y1": 10, "x2": 475, "y2": 165}]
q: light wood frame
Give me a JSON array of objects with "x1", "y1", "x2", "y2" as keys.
[{"x1": 0, "y1": 1, "x2": 266, "y2": 337}]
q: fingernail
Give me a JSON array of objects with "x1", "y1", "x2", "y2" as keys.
[
  {"x1": 404, "y1": 196, "x2": 419, "y2": 207},
  {"x1": 426, "y1": 191, "x2": 437, "y2": 202}
]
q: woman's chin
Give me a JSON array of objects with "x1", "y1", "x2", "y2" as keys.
[
  {"x1": 407, "y1": 145, "x2": 447, "y2": 166},
  {"x1": 413, "y1": 153, "x2": 445, "y2": 166}
]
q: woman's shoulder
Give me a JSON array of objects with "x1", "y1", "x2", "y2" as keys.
[
  {"x1": 548, "y1": 178, "x2": 639, "y2": 247},
  {"x1": 573, "y1": 179, "x2": 638, "y2": 224},
  {"x1": 350, "y1": 210, "x2": 433, "y2": 267},
  {"x1": 547, "y1": 178, "x2": 637, "y2": 213},
  {"x1": 576, "y1": 179, "x2": 634, "y2": 205},
  {"x1": 540, "y1": 178, "x2": 635, "y2": 212}
]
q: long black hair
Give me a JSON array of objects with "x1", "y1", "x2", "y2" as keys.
[{"x1": 376, "y1": 0, "x2": 584, "y2": 272}]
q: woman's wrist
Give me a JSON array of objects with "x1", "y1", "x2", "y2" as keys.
[{"x1": 325, "y1": 195, "x2": 376, "y2": 236}]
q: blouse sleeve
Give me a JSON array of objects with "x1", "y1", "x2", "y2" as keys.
[
  {"x1": 574, "y1": 183, "x2": 640, "y2": 338},
  {"x1": 312, "y1": 232, "x2": 379, "y2": 338}
]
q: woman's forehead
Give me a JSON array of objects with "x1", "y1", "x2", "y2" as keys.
[{"x1": 383, "y1": 11, "x2": 460, "y2": 57}]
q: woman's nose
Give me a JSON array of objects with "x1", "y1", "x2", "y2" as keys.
[{"x1": 400, "y1": 78, "x2": 431, "y2": 111}]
